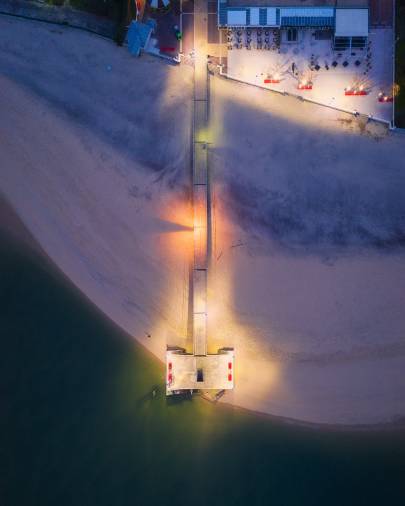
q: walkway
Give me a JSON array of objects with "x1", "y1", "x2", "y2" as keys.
[
  {"x1": 192, "y1": 0, "x2": 209, "y2": 356},
  {"x1": 166, "y1": 1, "x2": 234, "y2": 395}
]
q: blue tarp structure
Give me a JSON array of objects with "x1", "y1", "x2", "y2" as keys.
[
  {"x1": 127, "y1": 20, "x2": 155, "y2": 57},
  {"x1": 218, "y1": 3, "x2": 336, "y2": 29}
]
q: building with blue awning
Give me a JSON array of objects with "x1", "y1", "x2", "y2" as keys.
[{"x1": 218, "y1": 0, "x2": 369, "y2": 49}]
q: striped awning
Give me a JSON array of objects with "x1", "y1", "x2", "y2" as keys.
[
  {"x1": 280, "y1": 16, "x2": 334, "y2": 27},
  {"x1": 280, "y1": 7, "x2": 334, "y2": 27},
  {"x1": 219, "y1": 5, "x2": 347, "y2": 29}
]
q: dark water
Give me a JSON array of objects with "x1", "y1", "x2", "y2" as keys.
[{"x1": 1, "y1": 234, "x2": 405, "y2": 506}]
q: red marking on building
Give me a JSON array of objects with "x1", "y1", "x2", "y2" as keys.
[
  {"x1": 264, "y1": 79, "x2": 280, "y2": 84},
  {"x1": 298, "y1": 84, "x2": 313, "y2": 90},
  {"x1": 228, "y1": 373, "x2": 232, "y2": 381},
  {"x1": 228, "y1": 362, "x2": 232, "y2": 369}
]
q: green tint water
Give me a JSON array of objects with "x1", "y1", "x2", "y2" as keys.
[{"x1": 1, "y1": 235, "x2": 404, "y2": 506}]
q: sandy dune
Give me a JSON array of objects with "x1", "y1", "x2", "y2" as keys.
[{"x1": 1, "y1": 16, "x2": 404, "y2": 425}]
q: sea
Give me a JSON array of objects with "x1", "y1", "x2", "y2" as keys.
[{"x1": 1, "y1": 232, "x2": 404, "y2": 506}]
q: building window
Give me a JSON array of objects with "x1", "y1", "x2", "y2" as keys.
[
  {"x1": 334, "y1": 36, "x2": 351, "y2": 50},
  {"x1": 314, "y1": 29, "x2": 332, "y2": 40},
  {"x1": 351, "y1": 36, "x2": 367, "y2": 49},
  {"x1": 333, "y1": 36, "x2": 367, "y2": 51},
  {"x1": 287, "y1": 28, "x2": 297, "y2": 42}
]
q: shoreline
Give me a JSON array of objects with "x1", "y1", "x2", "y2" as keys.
[
  {"x1": 2, "y1": 196, "x2": 405, "y2": 433},
  {"x1": 218, "y1": 397, "x2": 405, "y2": 433}
]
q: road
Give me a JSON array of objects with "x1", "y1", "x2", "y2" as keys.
[{"x1": 181, "y1": 0, "x2": 225, "y2": 58}]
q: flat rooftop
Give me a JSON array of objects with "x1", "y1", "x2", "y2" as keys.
[{"x1": 166, "y1": 350, "x2": 234, "y2": 393}]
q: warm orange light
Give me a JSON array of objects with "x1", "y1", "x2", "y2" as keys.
[
  {"x1": 157, "y1": 193, "x2": 193, "y2": 259},
  {"x1": 206, "y1": 186, "x2": 282, "y2": 406}
]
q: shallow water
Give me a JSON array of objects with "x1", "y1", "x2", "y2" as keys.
[{"x1": 1, "y1": 234, "x2": 404, "y2": 506}]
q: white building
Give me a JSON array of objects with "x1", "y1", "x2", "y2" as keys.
[{"x1": 218, "y1": 0, "x2": 370, "y2": 51}]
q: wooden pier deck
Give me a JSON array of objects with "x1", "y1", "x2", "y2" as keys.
[{"x1": 166, "y1": 0, "x2": 234, "y2": 395}]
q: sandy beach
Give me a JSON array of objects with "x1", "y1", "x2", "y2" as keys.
[{"x1": 1, "y1": 15, "x2": 404, "y2": 425}]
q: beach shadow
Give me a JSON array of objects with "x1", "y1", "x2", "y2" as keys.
[
  {"x1": 136, "y1": 384, "x2": 162, "y2": 407},
  {"x1": 166, "y1": 391, "x2": 194, "y2": 406}
]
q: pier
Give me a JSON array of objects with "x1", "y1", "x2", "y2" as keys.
[{"x1": 166, "y1": 0, "x2": 234, "y2": 395}]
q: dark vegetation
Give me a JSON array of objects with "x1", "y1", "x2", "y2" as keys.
[
  {"x1": 70, "y1": 0, "x2": 132, "y2": 22},
  {"x1": 46, "y1": 0, "x2": 133, "y2": 44},
  {"x1": 47, "y1": 0, "x2": 123, "y2": 17},
  {"x1": 395, "y1": 0, "x2": 405, "y2": 127}
]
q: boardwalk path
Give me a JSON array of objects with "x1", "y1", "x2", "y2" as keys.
[{"x1": 192, "y1": 0, "x2": 209, "y2": 356}]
